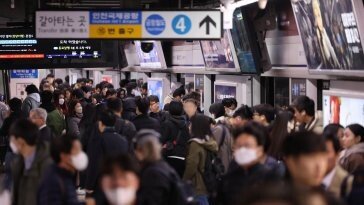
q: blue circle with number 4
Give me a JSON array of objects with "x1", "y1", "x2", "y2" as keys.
[
  {"x1": 145, "y1": 14, "x2": 166, "y2": 35},
  {"x1": 172, "y1": 15, "x2": 192, "y2": 35}
]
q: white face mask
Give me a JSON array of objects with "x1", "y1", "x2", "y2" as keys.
[
  {"x1": 104, "y1": 187, "x2": 137, "y2": 205},
  {"x1": 10, "y1": 141, "x2": 19, "y2": 154},
  {"x1": 59, "y1": 98, "x2": 65, "y2": 105},
  {"x1": 234, "y1": 147, "x2": 258, "y2": 166},
  {"x1": 71, "y1": 151, "x2": 88, "y2": 171}
]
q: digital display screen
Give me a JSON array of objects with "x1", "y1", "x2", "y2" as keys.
[
  {"x1": 0, "y1": 28, "x2": 118, "y2": 68},
  {"x1": 323, "y1": 94, "x2": 364, "y2": 127},
  {"x1": 0, "y1": 32, "x2": 101, "y2": 60},
  {"x1": 292, "y1": 0, "x2": 364, "y2": 71},
  {"x1": 201, "y1": 30, "x2": 236, "y2": 69},
  {"x1": 171, "y1": 41, "x2": 205, "y2": 67},
  {"x1": 147, "y1": 79, "x2": 164, "y2": 107},
  {"x1": 134, "y1": 41, "x2": 166, "y2": 69},
  {"x1": 214, "y1": 84, "x2": 237, "y2": 103},
  {"x1": 231, "y1": 9, "x2": 257, "y2": 73}
]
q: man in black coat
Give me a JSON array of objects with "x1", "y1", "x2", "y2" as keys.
[
  {"x1": 107, "y1": 97, "x2": 137, "y2": 149},
  {"x1": 133, "y1": 97, "x2": 161, "y2": 133},
  {"x1": 148, "y1": 95, "x2": 167, "y2": 124},
  {"x1": 29, "y1": 108, "x2": 54, "y2": 143},
  {"x1": 85, "y1": 110, "x2": 129, "y2": 195},
  {"x1": 38, "y1": 134, "x2": 87, "y2": 205},
  {"x1": 134, "y1": 130, "x2": 180, "y2": 205}
]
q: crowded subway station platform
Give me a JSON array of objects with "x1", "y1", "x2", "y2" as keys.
[{"x1": 1, "y1": 0, "x2": 364, "y2": 204}]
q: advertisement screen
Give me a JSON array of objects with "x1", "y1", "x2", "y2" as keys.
[
  {"x1": 231, "y1": 9, "x2": 257, "y2": 73},
  {"x1": 201, "y1": 31, "x2": 237, "y2": 69},
  {"x1": 323, "y1": 95, "x2": 364, "y2": 127},
  {"x1": 292, "y1": 0, "x2": 364, "y2": 71},
  {"x1": 134, "y1": 41, "x2": 166, "y2": 69},
  {"x1": 148, "y1": 79, "x2": 164, "y2": 107},
  {"x1": 214, "y1": 84, "x2": 237, "y2": 103},
  {"x1": 171, "y1": 41, "x2": 205, "y2": 67}
]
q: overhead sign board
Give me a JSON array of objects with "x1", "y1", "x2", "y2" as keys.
[
  {"x1": 35, "y1": 10, "x2": 222, "y2": 40},
  {"x1": 10, "y1": 69, "x2": 38, "y2": 79}
]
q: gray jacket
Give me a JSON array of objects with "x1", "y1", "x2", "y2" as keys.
[
  {"x1": 21, "y1": 93, "x2": 41, "y2": 117},
  {"x1": 67, "y1": 116, "x2": 81, "y2": 137},
  {"x1": 212, "y1": 122, "x2": 233, "y2": 173}
]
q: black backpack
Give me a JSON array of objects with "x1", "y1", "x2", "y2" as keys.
[
  {"x1": 164, "y1": 121, "x2": 190, "y2": 157},
  {"x1": 341, "y1": 169, "x2": 364, "y2": 205},
  {"x1": 200, "y1": 145, "x2": 225, "y2": 197}
]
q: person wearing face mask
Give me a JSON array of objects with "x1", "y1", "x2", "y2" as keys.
[
  {"x1": 217, "y1": 121, "x2": 280, "y2": 205},
  {"x1": 94, "y1": 154, "x2": 140, "y2": 205},
  {"x1": 222, "y1": 98, "x2": 237, "y2": 118},
  {"x1": 339, "y1": 124, "x2": 364, "y2": 174},
  {"x1": 9, "y1": 119, "x2": 52, "y2": 205},
  {"x1": 85, "y1": 110, "x2": 129, "y2": 197},
  {"x1": 47, "y1": 90, "x2": 67, "y2": 137},
  {"x1": 67, "y1": 99, "x2": 83, "y2": 137},
  {"x1": 38, "y1": 134, "x2": 88, "y2": 205}
]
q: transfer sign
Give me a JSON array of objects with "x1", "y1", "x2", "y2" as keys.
[{"x1": 35, "y1": 10, "x2": 222, "y2": 40}]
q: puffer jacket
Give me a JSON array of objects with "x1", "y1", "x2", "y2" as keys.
[{"x1": 183, "y1": 138, "x2": 218, "y2": 195}]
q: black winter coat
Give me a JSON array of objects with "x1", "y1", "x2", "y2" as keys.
[
  {"x1": 137, "y1": 161, "x2": 176, "y2": 205},
  {"x1": 38, "y1": 126, "x2": 54, "y2": 144},
  {"x1": 160, "y1": 115, "x2": 189, "y2": 157},
  {"x1": 217, "y1": 162, "x2": 280, "y2": 205},
  {"x1": 38, "y1": 164, "x2": 81, "y2": 205},
  {"x1": 133, "y1": 114, "x2": 161, "y2": 133},
  {"x1": 85, "y1": 128, "x2": 129, "y2": 191}
]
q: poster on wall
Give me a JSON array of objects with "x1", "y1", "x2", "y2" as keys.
[
  {"x1": 292, "y1": 0, "x2": 364, "y2": 71},
  {"x1": 323, "y1": 94, "x2": 364, "y2": 127},
  {"x1": 148, "y1": 79, "x2": 164, "y2": 107},
  {"x1": 214, "y1": 84, "x2": 237, "y2": 103},
  {"x1": 291, "y1": 78, "x2": 306, "y2": 103},
  {"x1": 195, "y1": 75, "x2": 204, "y2": 110},
  {"x1": 101, "y1": 75, "x2": 113, "y2": 84}
]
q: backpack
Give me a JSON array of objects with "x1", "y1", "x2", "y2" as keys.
[
  {"x1": 164, "y1": 121, "x2": 190, "y2": 157},
  {"x1": 341, "y1": 169, "x2": 364, "y2": 205},
  {"x1": 200, "y1": 145, "x2": 225, "y2": 197}
]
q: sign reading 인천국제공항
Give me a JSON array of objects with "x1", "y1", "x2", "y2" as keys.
[{"x1": 35, "y1": 10, "x2": 222, "y2": 40}]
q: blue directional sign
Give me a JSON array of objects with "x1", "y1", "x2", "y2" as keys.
[{"x1": 11, "y1": 69, "x2": 38, "y2": 79}]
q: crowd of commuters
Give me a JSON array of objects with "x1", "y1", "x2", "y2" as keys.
[{"x1": 0, "y1": 74, "x2": 363, "y2": 205}]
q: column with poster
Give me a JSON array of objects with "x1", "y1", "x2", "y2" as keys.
[{"x1": 195, "y1": 75, "x2": 204, "y2": 110}]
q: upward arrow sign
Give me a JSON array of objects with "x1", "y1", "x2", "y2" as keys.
[{"x1": 199, "y1": 15, "x2": 216, "y2": 35}]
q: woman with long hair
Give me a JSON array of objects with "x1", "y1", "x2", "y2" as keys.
[
  {"x1": 183, "y1": 114, "x2": 218, "y2": 205},
  {"x1": 66, "y1": 99, "x2": 83, "y2": 137},
  {"x1": 47, "y1": 90, "x2": 67, "y2": 137}
]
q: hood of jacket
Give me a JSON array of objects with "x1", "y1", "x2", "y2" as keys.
[
  {"x1": 190, "y1": 138, "x2": 218, "y2": 153},
  {"x1": 28, "y1": 93, "x2": 41, "y2": 103},
  {"x1": 169, "y1": 115, "x2": 186, "y2": 128},
  {"x1": 123, "y1": 97, "x2": 136, "y2": 112}
]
